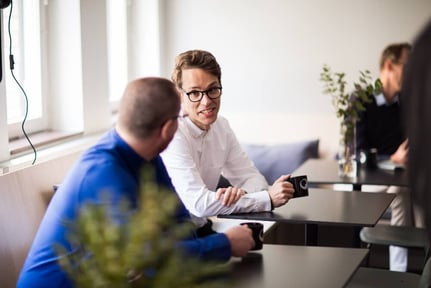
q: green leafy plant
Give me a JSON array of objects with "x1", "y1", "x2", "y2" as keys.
[
  {"x1": 320, "y1": 64, "x2": 382, "y2": 175},
  {"x1": 56, "y1": 167, "x2": 229, "y2": 288}
]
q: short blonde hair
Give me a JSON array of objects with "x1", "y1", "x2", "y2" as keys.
[{"x1": 172, "y1": 50, "x2": 222, "y2": 88}]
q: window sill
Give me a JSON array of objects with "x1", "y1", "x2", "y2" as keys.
[
  {"x1": 9, "y1": 130, "x2": 83, "y2": 155},
  {"x1": 1, "y1": 130, "x2": 105, "y2": 175}
]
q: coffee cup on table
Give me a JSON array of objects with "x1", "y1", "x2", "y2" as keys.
[
  {"x1": 287, "y1": 175, "x2": 309, "y2": 198},
  {"x1": 241, "y1": 222, "x2": 264, "y2": 250}
]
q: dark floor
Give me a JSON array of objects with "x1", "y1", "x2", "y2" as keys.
[{"x1": 264, "y1": 222, "x2": 425, "y2": 275}]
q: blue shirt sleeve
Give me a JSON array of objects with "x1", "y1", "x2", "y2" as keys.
[{"x1": 178, "y1": 233, "x2": 231, "y2": 262}]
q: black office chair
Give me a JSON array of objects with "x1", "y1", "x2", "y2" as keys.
[
  {"x1": 361, "y1": 224, "x2": 427, "y2": 249},
  {"x1": 347, "y1": 267, "x2": 421, "y2": 287},
  {"x1": 347, "y1": 253, "x2": 431, "y2": 288},
  {"x1": 360, "y1": 224, "x2": 427, "y2": 267}
]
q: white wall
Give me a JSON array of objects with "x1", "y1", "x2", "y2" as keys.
[{"x1": 159, "y1": 0, "x2": 431, "y2": 158}]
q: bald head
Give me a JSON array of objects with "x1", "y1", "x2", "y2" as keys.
[{"x1": 117, "y1": 77, "x2": 180, "y2": 140}]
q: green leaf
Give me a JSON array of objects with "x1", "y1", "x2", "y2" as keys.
[
  {"x1": 57, "y1": 166, "x2": 230, "y2": 288},
  {"x1": 321, "y1": 65, "x2": 381, "y2": 150},
  {"x1": 355, "y1": 101, "x2": 365, "y2": 111}
]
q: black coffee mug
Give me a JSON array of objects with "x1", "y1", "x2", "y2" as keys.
[
  {"x1": 288, "y1": 175, "x2": 309, "y2": 198},
  {"x1": 241, "y1": 222, "x2": 264, "y2": 250},
  {"x1": 366, "y1": 148, "x2": 378, "y2": 169}
]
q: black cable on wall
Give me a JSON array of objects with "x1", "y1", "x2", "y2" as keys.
[{"x1": 6, "y1": 0, "x2": 37, "y2": 164}]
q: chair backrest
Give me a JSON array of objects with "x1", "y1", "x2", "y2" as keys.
[
  {"x1": 419, "y1": 254, "x2": 431, "y2": 288},
  {"x1": 360, "y1": 225, "x2": 428, "y2": 249}
]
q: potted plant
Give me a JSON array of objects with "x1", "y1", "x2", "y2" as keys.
[
  {"x1": 320, "y1": 64, "x2": 382, "y2": 178},
  {"x1": 56, "y1": 168, "x2": 229, "y2": 288}
]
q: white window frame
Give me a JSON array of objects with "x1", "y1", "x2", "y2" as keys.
[
  {"x1": 0, "y1": 0, "x2": 161, "y2": 167},
  {"x1": 107, "y1": 0, "x2": 128, "y2": 114},
  {"x1": 4, "y1": 0, "x2": 47, "y2": 140}
]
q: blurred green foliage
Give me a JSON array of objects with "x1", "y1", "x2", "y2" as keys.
[
  {"x1": 56, "y1": 167, "x2": 230, "y2": 288},
  {"x1": 320, "y1": 64, "x2": 382, "y2": 146}
]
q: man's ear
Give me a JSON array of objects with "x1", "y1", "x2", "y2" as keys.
[
  {"x1": 160, "y1": 118, "x2": 177, "y2": 141},
  {"x1": 385, "y1": 59, "x2": 395, "y2": 71}
]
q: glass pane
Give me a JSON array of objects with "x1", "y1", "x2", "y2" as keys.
[
  {"x1": 107, "y1": 0, "x2": 128, "y2": 103},
  {"x1": 3, "y1": 0, "x2": 42, "y2": 125}
]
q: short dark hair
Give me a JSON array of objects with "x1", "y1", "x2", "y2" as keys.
[
  {"x1": 379, "y1": 42, "x2": 412, "y2": 69},
  {"x1": 171, "y1": 50, "x2": 222, "y2": 88},
  {"x1": 118, "y1": 77, "x2": 180, "y2": 139}
]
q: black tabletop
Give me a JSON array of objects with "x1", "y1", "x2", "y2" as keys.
[
  {"x1": 219, "y1": 188, "x2": 395, "y2": 227},
  {"x1": 293, "y1": 159, "x2": 408, "y2": 188},
  {"x1": 229, "y1": 244, "x2": 368, "y2": 288}
]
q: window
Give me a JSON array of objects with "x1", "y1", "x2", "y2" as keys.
[
  {"x1": 3, "y1": 0, "x2": 134, "y2": 139},
  {"x1": 2, "y1": 0, "x2": 45, "y2": 139},
  {"x1": 107, "y1": 0, "x2": 128, "y2": 109},
  {"x1": 0, "y1": 0, "x2": 151, "y2": 167}
]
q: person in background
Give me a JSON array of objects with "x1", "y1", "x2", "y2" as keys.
[
  {"x1": 161, "y1": 50, "x2": 295, "y2": 236},
  {"x1": 17, "y1": 77, "x2": 255, "y2": 288},
  {"x1": 357, "y1": 42, "x2": 411, "y2": 165},
  {"x1": 356, "y1": 42, "x2": 424, "y2": 272},
  {"x1": 403, "y1": 19, "x2": 431, "y2": 286}
]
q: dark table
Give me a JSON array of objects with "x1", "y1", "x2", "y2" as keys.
[
  {"x1": 293, "y1": 159, "x2": 408, "y2": 190},
  {"x1": 219, "y1": 188, "x2": 395, "y2": 246},
  {"x1": 229, "y1": 244, "x2": 369, "y2": 288}
]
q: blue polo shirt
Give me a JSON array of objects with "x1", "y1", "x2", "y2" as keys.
[{"x1": 17, "y1": 129, "x2": 230, "y2": 288}]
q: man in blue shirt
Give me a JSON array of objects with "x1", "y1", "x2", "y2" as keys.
[{"x1": 17, "y1": 77, "x2": 254, "y2": 287}]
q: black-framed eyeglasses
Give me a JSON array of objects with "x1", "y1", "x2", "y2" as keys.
[{"x1": 181, "y1": 87, "x2": 222, "y2": 102}]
